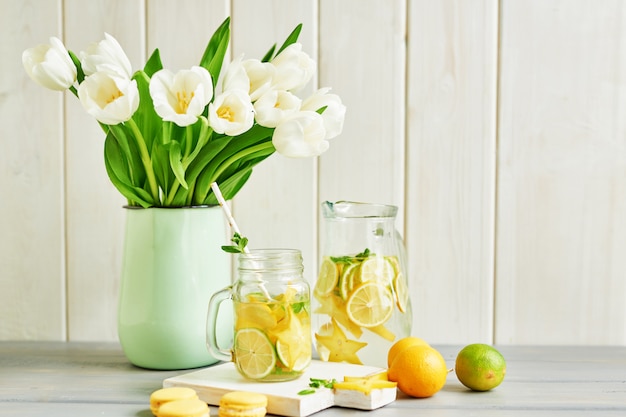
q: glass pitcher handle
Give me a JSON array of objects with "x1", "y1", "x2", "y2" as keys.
[{"x1": 206, "y1": 286, "x2": 233, "y2": 362}]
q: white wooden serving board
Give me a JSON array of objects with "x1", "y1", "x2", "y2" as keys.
[{"x1": 163, "y1": 360, "x2": 396, "y2": 417}]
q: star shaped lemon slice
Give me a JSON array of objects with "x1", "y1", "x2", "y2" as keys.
[
  {"x1": 314, "y1": 319, "x2": 367, "y2": 365},
  {"x1": 335, "y1": 371, "x2": 397, "y2": 395},
  {"x1": 333, "y1": 379, "x2": 398, "y2": 395},
  {"x1": 314, "y1": 293, "x2": 363, "y2": 338},
  {"x1": 274, "y1": 308, "x2": 310, "y2": 370}
]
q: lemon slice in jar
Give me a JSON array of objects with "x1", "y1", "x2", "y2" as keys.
[
  {"x1": 276, "y1": 340, "x2": 311, "y2": 372},
  {"x1": 346, "y1": 282, "x2": 394, "y2": 328},
  {"x1": 233, "y1": 328, "x2": 276, "y2": 379},
  {"x1": 273, "y1": 308, "x2": 311, "y2": 372},
  {"x1": 234, "y1": 302, "x2": 277, "y2": 330}
]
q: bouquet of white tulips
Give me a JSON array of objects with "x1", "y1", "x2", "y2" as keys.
[{"x1": 22, "y1": 18, "x2": 346, "y2": 207}]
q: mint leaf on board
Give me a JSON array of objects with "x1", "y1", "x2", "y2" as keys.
[{"x1": 298, "y1": 378, "x2": 337, "y2": 395}]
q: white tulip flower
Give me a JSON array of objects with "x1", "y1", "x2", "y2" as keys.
[
  {"x1": 78, "y1": 71, "x2": 139, "y2": 125},
  {"x1": 271, "y1": 43, "x2": 315, "y2": 92},
  {"x1": 222, "y1": 55, "x2": 249, "y2": 92},
  {"x1": 272, "y1": 111, "x2": 328, "y2": 158},
  {"x1": 223, "y1": 56, "x2": 274, "y2": 102},
  {"x1": 254, "y1": 90, "x2": 301, "y2": 128},
  {"x1": 22, "y1": 37, "x2": 77, "y2": 91},
  {"x1": 149, "y1": 66, "x2": 213, "y2": 127},
  {"x1": 242, "y1": 59, "x2": 275, "y2": 101},
  {"x1": 80, "y1": 33, "x2": 133, "y2": 79},
  {"x1": 301, "y1": 87, "x2": 346, "y2": 139},
  {"x1": 208, "y1": 90, "x2": 254, "y2": 136}
]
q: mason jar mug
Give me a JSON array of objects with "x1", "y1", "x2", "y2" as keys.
[{"x1": 207, "y1": 249, "x2": 312, "y2": 381}]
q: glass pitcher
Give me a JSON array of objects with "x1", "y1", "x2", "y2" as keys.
[{"x1": 313, "y1": 201, "x2": 412, "y2": 368}]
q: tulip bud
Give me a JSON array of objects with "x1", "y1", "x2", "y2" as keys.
[{"x1": 22, "y1": 37, "x2": 77, "y2": 91}]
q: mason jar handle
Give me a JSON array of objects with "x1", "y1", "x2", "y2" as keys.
[{"x1": 206, "y1": 286, "x2": 233, "y2": 362}]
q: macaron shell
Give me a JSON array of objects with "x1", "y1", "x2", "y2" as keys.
[
  {"x1": 157, "y1": 398, "x2": 209, "y2": 417},
  {"x1": 219, "y1": 391, "x2": 267, "y2": 409},
  {"x1": 150, "y1": 387, "x2": 199, "y2": 414},
  {"x1": 218, "y1": 407, "x2": 266, "y2": 417},
  {"x1": 218, "y1": 391, "x2": 267, "y2": 417}
]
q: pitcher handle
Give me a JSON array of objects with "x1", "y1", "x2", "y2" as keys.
[{"x1": 206, "y1": 286, "x2": 233, "y2": 362}]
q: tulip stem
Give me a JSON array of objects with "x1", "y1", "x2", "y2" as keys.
[
  {"x1": 163, "y1": 125, "x2": 196, "y2": 206},
  {"x1": 127, "y1": 118, "x2": 160, "y2": 204},
  {"x1": 165, "y1": 181, "x2": 180, "y2": 206},
  {"x1": 185, "y1": 125, "x2": 193, "y2": 158},
  {"x1": 185, "y1": 183, "x2": 196, "y2": 206}
]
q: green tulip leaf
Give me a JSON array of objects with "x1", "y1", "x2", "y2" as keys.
[
  {"x1": 144, "y1": 48, "x2": 163, "y2": 77},
  {"x1": 150, "y1": 143, "x2": 170, "y2": 192},
  {"x1": 261, "y1": 44, "x2": 276, "y2": 63},
  {"x1": 168, "y1": 141, "x2": 188, "y2": 189},
  {"x1": 131, "y1": 71, "x2": 159, "y2": 151},
  {"x1": 275, "y1": 24, "x2": 303, "y2": 56},
  {"x1": 203, "y1": 168, "x2": 253, "y2": 205},
  {"x1": 183, "y1": 117, "x2": 213, "y2": 169},
  {"x1": 104, "y1": 133, "x2": 153, "y2": 207},
  {"x1": 107, "y1": 124, "x2": 145, "y2": 187},
  {"x1": 67, "y1": 50, "x2": 85, "y2": 84},
  {"x1": 199, "y1": 16, "x2": 230, "y2": 91},
  {"x1": 185, "y1": 135, "x2": 230, "y2": 186}
]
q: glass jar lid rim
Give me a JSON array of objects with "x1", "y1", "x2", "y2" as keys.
[
  {"x1": 238, "y1": 249, "x2": 303, "y2": 271},
  {"x1": 238, "y1": 248, "x2": 302, "y2": 257}
]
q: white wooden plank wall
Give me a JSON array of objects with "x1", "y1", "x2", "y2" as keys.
[
  {"x1": 496, "y1": 0, "x2": 626, "y2": 345},
  {"x1": 406, "y1": 0, "x2": 498, "y2": 344},
  {"x1": 1, "y1": 0, "x2": 625, "y2": 346}
]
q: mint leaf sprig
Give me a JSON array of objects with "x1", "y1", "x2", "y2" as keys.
[
  {"x1": 330, "y1": 248, "x2": 373, "y2": 264},
  {"x1": 221, "y1": 232, "x2": 248, "y2": 253},
  {"x1": 298, "y1": 378, "x2": 337, "y2": 395}
]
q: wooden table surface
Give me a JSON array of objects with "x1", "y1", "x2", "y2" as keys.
[{"x1": 1, "y1": 342, "x2": 625, "y2": 416}]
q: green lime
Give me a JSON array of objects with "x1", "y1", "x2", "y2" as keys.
[
  {"x1": 233, "y1": 328, "x2": 276, "y2": 379},
  {"x1": 339, "y1": 262, "x2": 360, "y2": 299},
  {"x1": 455, "y1": 343, "x2": 506, "y2": 391}
]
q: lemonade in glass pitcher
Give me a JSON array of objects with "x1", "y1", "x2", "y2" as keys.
[{"x1": 313, "y1": 201, "x2": 412, "y2": 368}]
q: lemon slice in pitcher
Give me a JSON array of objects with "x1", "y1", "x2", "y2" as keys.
[
  {"x1": 346, "y1": 282, "x2": 394, "y2": 328},
  {"x1": 393, "y1": 272, "x2": 410, "y2": 313},
  {"x1": 315, "y1": 257, "x2": 339, "y2": 296},
  {"x1": 360, "y1": 257, "x2": 395, "y2": 284},
  {"x1": 233, "y1": 328, "x2": 276, "y2": 379}
]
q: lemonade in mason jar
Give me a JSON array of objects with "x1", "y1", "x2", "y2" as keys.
[
  {"x1": 313, "y1": 202, "x2": 412, "y2": 367},
  {"x1": 207, "y1": 249, "x2": 311, "y2": 381}
]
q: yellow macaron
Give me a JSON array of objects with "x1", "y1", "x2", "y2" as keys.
[
  {"x1": 150, "y1": 387, "x2": 198, "y2": 415},
  {"x1": 218, "y1": 391, "x2": 268, "y2": 417},
  {"x1": 157, "y1": 398, "x2": 210, "y2": 417}
]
